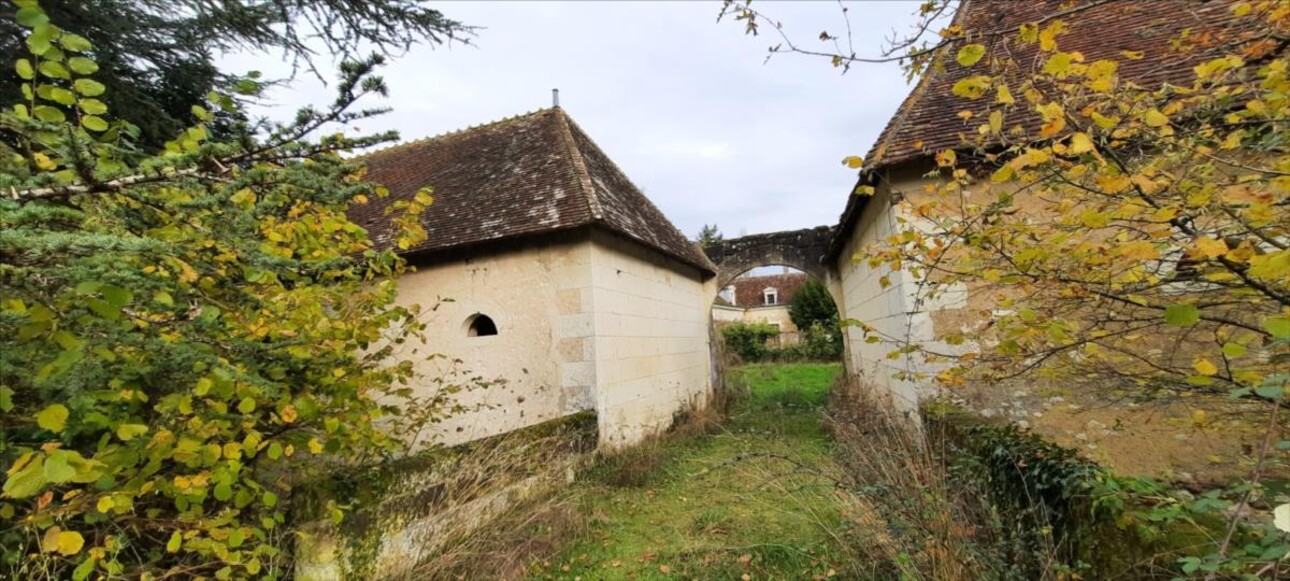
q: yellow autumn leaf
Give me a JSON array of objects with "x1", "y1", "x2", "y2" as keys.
[
  {"x1": 957, "y1": 44, "x2": 986, "y2": 67},
  {"x1": 1143, "y1": 109, "x2": 1169, "y2": 128},
  {"x1": 1043, "y1": 52, "x2": 1073, "y2": 77},
  {"x1": 1038, "y1": 21, "x2": 1066, "y2": 51},
  {"x1": 1118, "y1": 240, "x2": 1160, "y2": 261},
  {"x1": 841, "y1": 155, "x2": 864, "y2": 169},
  {"x1": 951, "y1": 76, "x2": 993, "y2": 99},
  {"x1": 1192, "y1": 236, "x2": 1228, "y2": 259},
  {"x1": 995, "y1": 85, "x2": 1016, "y2": 105},
  {"x1": 308, "y1": 438, "x2": 324, "y2": 454},
  {"x1": 1193, "y1": 358, "x2": 1219, "y2": 377},
  {"x1": 1067, "y1": 132, "x2": 1095, "y2": 154}
]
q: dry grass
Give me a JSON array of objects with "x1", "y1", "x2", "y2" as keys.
[
  {"x1": 826, "y1": 376, "x2": 1062, "y2": 580},
  {"x1": 401, "y1": 493, "x2": 589, "y2": 581}
]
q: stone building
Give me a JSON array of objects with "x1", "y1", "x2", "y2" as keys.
[
  {"x1": 825, "y1": 0, "x2": 1248, "y2": 410},
  {"x1": 354, "y1": 107, "x2": 717, "y2": 449},
  {"x1": 712, "y1": 272, "x2": 809, "y2": 345}
]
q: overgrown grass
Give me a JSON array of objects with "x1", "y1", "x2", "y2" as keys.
[{"x1": 534, "y1": 363, "x2": 853, "y2": 580}]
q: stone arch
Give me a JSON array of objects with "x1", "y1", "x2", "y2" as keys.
[{"x1": 704, "y1": 226, "x2": 837, "y2": 290}]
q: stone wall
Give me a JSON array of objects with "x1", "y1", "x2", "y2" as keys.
[
  {"x1": 392, "y1": 231, "x2": 597, "y2": 447},
  {"x1": 294, "y1": 413, "x2": 596, "y2": 580},
  {"x1": 833, "y1": 183, "x2": 931, "y2": 412},
  {"x1": 588, "y1": 230, "x2": 713, "y2": 449}
]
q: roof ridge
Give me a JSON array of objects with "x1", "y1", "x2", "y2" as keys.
[
  {"x1": 357, "y1": 107, "x2": 552, "y2": 160},
  {"x1": 551, "y1": 107, "x2": 603, "y2": 220},
  {"x1": 558, "y1": 112, "x2": 701, "y2": 249}
]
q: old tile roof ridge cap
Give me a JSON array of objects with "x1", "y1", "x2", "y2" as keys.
[
  {"x1": 353, "y1": 107, "x2": 551, "y2": 160},
  {"x1": 551, "y1": 106, "x2": 604, "y2": 220}
]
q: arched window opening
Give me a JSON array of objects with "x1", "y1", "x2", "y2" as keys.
[
  {"x1": 467, "y1": 314, "x2": 498, "y2": 337},
  {"x1": 763, "y1": 287, "x2": 778, "y2": 305}
]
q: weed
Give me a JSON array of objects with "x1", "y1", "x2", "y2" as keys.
[{"x1": 689, "y1": 507, "x2": 733, "y2": 536}]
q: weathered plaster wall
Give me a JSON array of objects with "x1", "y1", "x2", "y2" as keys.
[
  {"x1": 393, "y1": 232, "x2": 597, "y2": 447},
  {"x1": 588, "y1": 230, "x2": 712, "y2": 448}
]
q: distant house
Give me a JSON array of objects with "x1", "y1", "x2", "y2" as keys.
[
  {"x1": 355, "y1": 107, "x2": 717, "y2": 449},
  {"x1": 712, "y1": 272, "x2": 808, "y2": 345}
]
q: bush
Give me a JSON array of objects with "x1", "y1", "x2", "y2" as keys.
[{"x1": 720, "y1": 321, "x2": 779, "y2": 362}]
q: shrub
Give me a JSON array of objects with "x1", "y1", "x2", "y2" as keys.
[{"x1": 720, "y1": 321, "x2": 779, "y2": 362}]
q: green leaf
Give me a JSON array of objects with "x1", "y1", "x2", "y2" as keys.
[
  {"x1": 78, "y1": 98, "x2": 107, "y2": 115},
  {"x1": 38, "y1": 61, "x2": 69, "y2": 79},
  {"x1": 73, "y1": 78, "x2": 105, "y2": 97},
  {"x1": 1257, "y1": 384, "x2": 1285, "y2": 400},
  {"x1": 2, "y1": 455, "x2": 47, "y2": 498},
  {"x1": 59, "y1": 33, "x2": 92, "y2": 52},
  {"x1": 32, "y1": 105, "x2": 65, "y2": 123},
  {"x1": 957, "y1": 44, "x2": 987, "y2": 67},
  {"x1": 1222, "y1": 342, "x2": 1247, "y2": 358},
  {"x1": 47, "y1": 87, "x2": 76, "y2": 106},
  {"x1": 71, "y1": 555, "x2": 96, "y2": 581},
  {"x1": 26, "y1": 24, "x2": 57, "y2": 55},
  {"x1": 81, "y1": 115, "x2": 108, "y2": 132},
  {"x1": 0, "y1": 387, "x2": 12, "y2": 412},
  {"x1": 116, "y1": 424, "x2": 148, "y2": 441},
  {"x1": 43, "y1": 451, "x2": 77, "y2": 483},
  {"x1": 16, "y1": 6, "x2": 50, "y2": 28},
  {"x1": 36, "y1": 404, "x2": 69, "y2": 433},
  {"x1": 1164, "y1": 304, "x2": 1199, "y2": 326},
  {"x1": 67, "y1": 56, "x2": 98, "y2": 75},
  {"x1": 167, "y1": 531, "x2": 182, "y2": 553},
  {"x1": 238, "y1": 397, "x2": 256, "y2": 414},
  {"x1": 100, "y1": 285, "x2": 132, "y2": 307},
  {"x1": 15, "y1": 59, "x2": 34, "y2": 80},
  {"x1": 1265, "y1": 316, "x2": 1290, "y2": 339},
  {"x1": 214, "y1": 483, "x2": 233, "y2": 501}
]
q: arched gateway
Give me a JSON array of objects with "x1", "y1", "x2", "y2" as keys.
[{"x1": 703, "y1": 226, "x2": 837, "y2": 289}]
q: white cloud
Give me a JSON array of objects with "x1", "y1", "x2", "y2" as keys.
[{"x1": 218, "y1": 1, "x2": 924, "y2": 239}]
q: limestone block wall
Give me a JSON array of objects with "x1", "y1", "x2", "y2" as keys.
[
  {"x1": 393, "y1": 233, "x2": 597, "y2": 447},
  {"x1": 836, "y1": 164, "x2": 1005, "y2": 411},
  {"x1": 587, "y1": 230, "x2": 712, "y2": 448},
  {"x1": 835, "y1": 185, "x2": 931, "y2": 412}
]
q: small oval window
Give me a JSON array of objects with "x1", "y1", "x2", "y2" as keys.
[{"x1": 467, "y1": 314, "x2": 498, "y2": 337}]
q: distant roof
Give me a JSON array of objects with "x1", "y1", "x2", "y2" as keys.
[
  {"x1": 729, "y1": 272, "x2": 808, "y2": 307},
  {"x1": 829, "y1": 0, "x2": 1253, "y2": 262},
  {"x1": 352, "y1": 108, "x2": 715, "y2": 276}
]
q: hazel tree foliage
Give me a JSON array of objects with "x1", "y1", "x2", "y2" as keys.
[
  {"x1": 724, "y1": 0, "x2": 1289, "y2": 575},
  {"x1": 0, "y1": 2, "x2": 453, "y2": 578}
]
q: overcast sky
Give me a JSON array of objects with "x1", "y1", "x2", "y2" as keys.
[{"x1": 221, "y1": 1, "x2": 923, "y2": 239}]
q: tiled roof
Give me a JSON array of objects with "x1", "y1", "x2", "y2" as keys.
[
  {"x1": 864, "y1": 0, "x2": 1248, "y2": 170},
  {"x1": 351, "y1": 108, "x2": 715, "y2": 276},
  {"x1": 830, "y1": 0, "x2": 1254, "y2": 262},
  {"x1": 730, "y1": 273, "x2": 808, "y2": 307}
]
